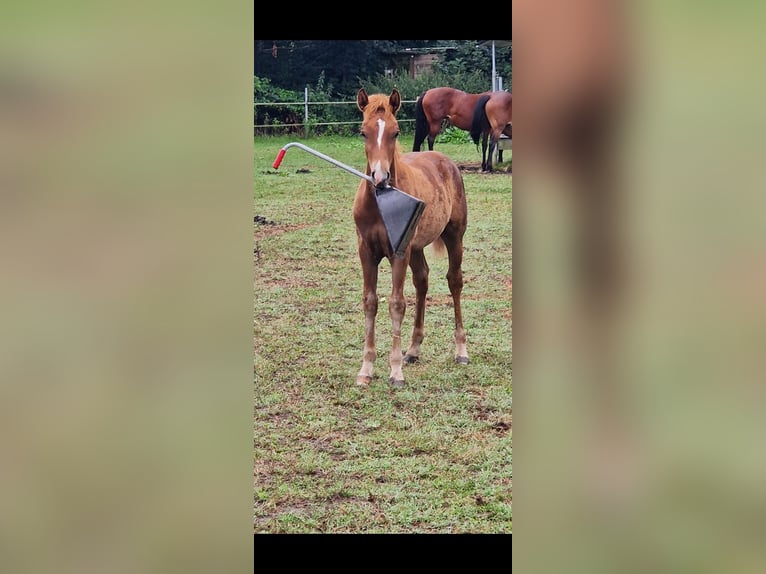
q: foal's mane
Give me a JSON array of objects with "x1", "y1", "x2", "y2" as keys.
[{"x1": 362, "y1": 93, "x2": 396, "y2": 117}]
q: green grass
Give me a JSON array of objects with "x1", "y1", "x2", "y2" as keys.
[{"x1": 254, "y1": 134, "x2": 511, "y2": 533}]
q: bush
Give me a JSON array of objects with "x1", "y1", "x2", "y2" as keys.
[
  {"x1": 255, "y1": 65, "x2": 501, "y2": 137},
  {"x1": 437, "y1": 126, "x2": 472, "y2": 144}
]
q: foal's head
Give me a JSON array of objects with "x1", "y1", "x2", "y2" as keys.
[{"x1": 356, "y1": 88, "x2": 402, "y2": 188}]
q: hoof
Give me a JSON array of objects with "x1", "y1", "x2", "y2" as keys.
[
  {"x1": 356, "y1": 375, "x2": 372, "y2": 387},
  {"x1": 388, "y1": 377, "x2": 405, "y2": 388},
  {"x1": 455, "y1": 356, "x2": 470, "y2": 365},
  {"x1": 403, "y1": 354, "x2": 420, "y2": 364}
]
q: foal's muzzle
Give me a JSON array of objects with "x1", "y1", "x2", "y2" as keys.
[{"x1": 371, "y1": 169, "x2": 390, "y2": 188}]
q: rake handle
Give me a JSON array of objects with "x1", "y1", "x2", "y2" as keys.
[{"x1": 271, "y1": 142, "x2": 375, "y2": 185}]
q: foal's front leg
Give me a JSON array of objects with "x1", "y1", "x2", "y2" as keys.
[
  {"x1": 356, "y1": 248, "x2": 381, "y2": 386},
  {"x1": 388, "y1": 254, "x2": 410, "y2": 387}
]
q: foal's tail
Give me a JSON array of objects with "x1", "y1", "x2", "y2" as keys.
[
  {"x1": 412, "y1": 92, "x2": 428, "y2": 152},
  {"x1": 430, "y1": 236, "x2": 447, "y2": 257},
  {"x1": 470, "y1": 94, "x2": 492, "y2": 147}
]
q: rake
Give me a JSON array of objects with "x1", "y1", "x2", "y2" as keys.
[{"x1": 272, "y1": 142, "x2": 425, "y2": 258}]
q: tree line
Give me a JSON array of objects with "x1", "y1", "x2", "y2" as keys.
[{"x1": 254, "y1": 40, "x2": 511, "y2": 136}]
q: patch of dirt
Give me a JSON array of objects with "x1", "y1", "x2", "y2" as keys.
[
  {"x1": 457, "y1": 162, "x2": 482, "y2": 173},
  {"x1": 254, "y1": 215, "x2": 277, "y2": 225},
  {"x1": 255, "y1": 215, "x2": 307, "y2": 264},
  {"x1": 265, "y1": 277, "x2": 321, "y2": 289},
  {"x1": 473, "y1": 404, "x2": 496, "y2": 421},
  {"x1": 407, "y1": 291, "x2": 509, "y2": 307},
  {"x1": 456, "y1": 162, "x2": 512, "y2": 175},
  {"x1": 254, "y1": 215, "x2": 308, "y2": 242},
  {"x1": 493, "y1": 420, "x2": 511, "y2": 435},
  {"x1": 254, "y1": 223, "x2": 305, "y2": 241}
]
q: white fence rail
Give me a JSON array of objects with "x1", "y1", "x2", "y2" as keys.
[{"x1": 254, "y1": 87, "x2": 417, "y2": 134}]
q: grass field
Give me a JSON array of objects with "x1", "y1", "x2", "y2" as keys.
[{"x1": 253, "y1": 134, "x2": 512, "y2": 533}]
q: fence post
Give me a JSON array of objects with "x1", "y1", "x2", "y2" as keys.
[{"x1": 304, "y1": 86, "x2": 309, "y2": 138}]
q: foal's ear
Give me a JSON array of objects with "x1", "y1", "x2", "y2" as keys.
[
  {"x1": 356, "y1": 89, "x2": 369, "y2": 112},
  {"x1": 389, "y1": 89, "x2": 401, "y2": 114}
]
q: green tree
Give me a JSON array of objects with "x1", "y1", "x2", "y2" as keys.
[
  {"x1": 435, "y1": 40, "x2": 512, "y2": 91},
  {"x1": 253, "y1": 40, "x2": 512, "y2": 135},
  {"x1": 254, "y1": 40, "x2": 490, "y2": 98}
]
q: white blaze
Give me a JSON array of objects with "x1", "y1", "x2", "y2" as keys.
[
  {"x1": 371, "y1": 160, "x2": 383, "y2": 184},
  {"x1": 376, "y1": 118, "x2": 385, "y2": 148}
]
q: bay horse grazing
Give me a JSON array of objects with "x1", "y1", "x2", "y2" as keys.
[
  {"x1": 470, "y1": 91, "x2": 513, "y2": 172},
  {"x1": 354, "y1": 88, "x2": 469, "y2": 387},
  {"x1": 413, "y1": 87, "x2": 492, "y2": 152}
]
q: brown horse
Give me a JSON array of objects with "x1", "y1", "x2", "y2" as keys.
[
  {"x1": 413, "y1": 87, "x2": 492, "y2": 152},
  {"x1": 470, "y1": 91, "x2": 513, "y2": 172},
  {"x1": 354, "y1": 88, "x2": 469, "y2": 387}
]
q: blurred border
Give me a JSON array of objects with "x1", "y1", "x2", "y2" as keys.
[
  {"x1": 514, "y1": 0, "x2": 766, "y2": 572},
  {"x1": 1, "y1": 3, "x2": 254, "y2": 573}
]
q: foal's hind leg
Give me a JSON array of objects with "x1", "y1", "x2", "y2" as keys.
[
  {"x1": 441, "y1": 230, "x2": 469, "y2": 364},
  {"x1": 403, "y1": 249, "x2": 429, "y2": 364}
]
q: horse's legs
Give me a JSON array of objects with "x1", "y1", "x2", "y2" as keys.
[
  {"x1": 427, "y1": 123, "x2": 440, "y2": 151},
  {"x1": 481, "y1": 132, "x2": 490, "y2": 171},
  {"x1": 356, "y1": 247, "x2": 382, "y2": 386},
  {"x1": 487, "y1": 135, "x2": 497, "y2": 172},
  {"x1": 498, "y1": 127, "x2": 508, "y2": 163},
  {"x1": 404, "y1": 249, "x2": 429, "y2": 364},
  {"x1": 441, "y1": 228, "x2": 469, "y2": 364},
  {"x1": 498, "y1": 122, "x2": 512, "y2": 164},
  {"x1": 387, "y1": 254, "x2": 410, "y2": 387}
]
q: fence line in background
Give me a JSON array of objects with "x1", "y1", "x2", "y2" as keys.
[
  {"x1": 254, "y1": 91, "x2": 418, "y2": 135},
  {"x1": 253, "y1": 119, "x2": 416, "y2": 129}
]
